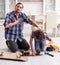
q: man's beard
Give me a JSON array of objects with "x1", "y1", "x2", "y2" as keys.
[{"x1": 15, "y1": 10, "x2": 21, "y2": 14}]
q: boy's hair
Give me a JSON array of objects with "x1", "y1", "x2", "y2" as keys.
[
  {"x1": 34, "y1": 30, "x2": 45, "y2": 41},
  {"x1": 16, "y1": 2, "x2": 24, "y2": 8}
]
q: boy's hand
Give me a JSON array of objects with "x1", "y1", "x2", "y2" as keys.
[
  {"x1": 43, "y1": 46, "x2": 47, "y2": 52},
  {"x1": 31, "y1": 51, "x2": 36, "y2": 56}
]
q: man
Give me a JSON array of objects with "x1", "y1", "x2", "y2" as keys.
[
  {"x1": 29, "y1": 30, "x2": 53, "y2": 56},
  {"x1": 3, "y1": 2, "x2": 41, "y2": 54}
]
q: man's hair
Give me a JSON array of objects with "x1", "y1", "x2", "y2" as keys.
[
  {"x1": 16, "y1": 2, "x2": 24, "y2": 8},
  {"x1": 34, "y1": 30, "x2": 45, "y2": 41}
]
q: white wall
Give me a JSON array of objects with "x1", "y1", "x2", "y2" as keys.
[
  {"x1": 55, "y1": 0, "x2": 60, "y2": 24},
  {"x1": 5, "y1": 1, "x2": 43, "y2": 16},
  {"x1": 9, "y1": 0, "x2": 16, "y2": 12},
  {"x1": 5, "y1": 0, "x2": 9, "y2": 16},
  {"x1": 22, "y1": 2, "x2": 43, "y2": 15},
  {"x1": 56, "y1": 0, "x2": 60, "y2": 15},
  {"x1": 0, "y1": 0, "x2": 5, "y2": 18},
  {"x1": 46, "y1": 12, "x2": 57, "y2": 33},
  {"x1": 5, "y1": 0, "x2": 16, "y2": 15}
]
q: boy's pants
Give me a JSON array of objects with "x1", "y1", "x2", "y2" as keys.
[{"x1": 34, "y1": 39, "x2": 46, "y2": 52}]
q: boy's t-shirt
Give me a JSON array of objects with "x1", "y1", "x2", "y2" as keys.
[{"x1": 31, "y1": 30, "x2": 51, "y2": 41}]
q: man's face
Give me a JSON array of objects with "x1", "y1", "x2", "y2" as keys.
[{"x1": 15, "y1": 4, "x2": 23, "y2": 13}]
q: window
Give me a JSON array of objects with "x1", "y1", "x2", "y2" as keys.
[
  {"x1": 45, "y1": 0, "x2": 55, "y2": 11},
  {"x1": 0, "y1": 0, "x2": 5, "y2": 19},
  {"x1": 18, "y1": 0, "x2": 43, "y2": 2}
]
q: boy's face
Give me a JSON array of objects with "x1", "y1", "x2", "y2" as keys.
[{"x1": 15, "y1": 4, "x2": 23, "y2": 13}]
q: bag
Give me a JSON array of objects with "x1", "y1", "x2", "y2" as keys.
[
  {"x1": 46, "y1": 45, "x2": 59, "y2": 51},
  {"x1": 51, "y1": 45, "x2": 59, "y2": 51},
  {"x1": 46, "y1": 45, "x2": 54, "y2": 51}
]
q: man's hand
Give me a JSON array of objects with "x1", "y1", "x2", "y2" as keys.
[
  {"x1": 32, "y1": 21, "x2": 43, "y2": 31},
  {"x1": 5, "y1": 18, "x2": 21, "y2": 28},
  {"x1": 14, "y1": 19, "x2": 20, "y2": 25},
  {"x1": 37, "y1": 26, "x2": 44, "y2": 32}
]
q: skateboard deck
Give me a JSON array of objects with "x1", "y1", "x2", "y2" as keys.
[
  {"x1": 0, "y1": 55, "x2": 28, "y2": 62},
  {"x1": 22, "y1": 54, "x2": 43, "y2": 56}
]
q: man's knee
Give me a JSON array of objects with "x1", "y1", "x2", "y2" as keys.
[
  {"x1": 25, "y1": 44, "x2": 30, "y2": 50},
  {"x1": 6, "y1": 40, "x2": 18, "y2": 53},
  {"x1": 22, "y1": 39, "x2": 30, "y2": 50}
]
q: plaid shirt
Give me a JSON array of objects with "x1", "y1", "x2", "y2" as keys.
[{"x1": 3, "y1": 11, "x2": 32, "y2": 42}]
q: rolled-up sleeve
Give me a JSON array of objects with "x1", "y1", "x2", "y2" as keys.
[
  {"x1": 23, "y1": 13, "x2": 32, "y2": 24},
  {"x1": 45, "y1": 32, "x2": 51, "y2": 41},
  {"x1": 3, "y1": 14, "x2": 11, "y2": 26},
  {"x1": 31, "y1": 31, "x2": 35, "y2": 38}
]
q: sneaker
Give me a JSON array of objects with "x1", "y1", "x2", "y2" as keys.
[
  {"x1": 16, "y1": 51, "x2": 22, "y2": 58},
  {"x1": 20, "y1": 50, "x2": 30, "y2": 56},
  {"x1": 23, "y1": 51, "x2": 30, "y2": 55},
  {"x1": 0, "y1": 51, "x2": 3, "y2": 56},
  {"x1": 20, "y1": 50, "x2": 25, "y2": 54},
  {"x1": 36, "y1": 50, "x2": 40, "y2": 55}
]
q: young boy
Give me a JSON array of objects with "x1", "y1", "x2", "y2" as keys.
[{"x1": 29, "y1": 30, "x2": 53, "y2": 55}]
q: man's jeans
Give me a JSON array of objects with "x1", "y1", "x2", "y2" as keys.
[
  {"x1": 34, "y1": 39, "x2": 46, "y2": 52},
  {"x1": 6, "y1": 39, "x2": 30, "y2": 52}
]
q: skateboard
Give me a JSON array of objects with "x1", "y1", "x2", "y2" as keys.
[
  {"x1": 22, "y1": 54, "x2": 43, "y2": 56},
  {"x1": 0, "y1": 52, "x2": 28, "y2": 62}
]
